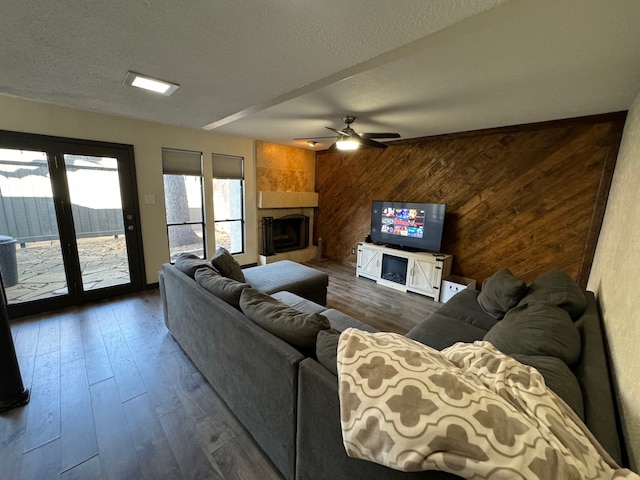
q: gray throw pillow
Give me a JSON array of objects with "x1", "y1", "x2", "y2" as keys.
[
  {"x1": 174, "y1": 252, "x2": 216, "y2": 278},
  {"x1": 240, "y1": 289, "x2": 330, "y2": 350},
  {"x1": 484, "y1": 302, "x2": 581, "y2": 365},
  {"x1": 511, "y1": 353, "x2": 584, "y2": 420},
  {"x1": 195, "y1": 268, "x2": 250, "y2": 308},
  {"x1": 211, "y1": 247, "x2": 245, "y2": 283},
  {"x1": 316, "y1": 329, "x2": 341, "y2": 375},
  {"x1": 518, "y1": 270, "x2": 587, "y2": 319},
  {"x1": 477, "y1": 269, "x2": 527, "y2": 319}
]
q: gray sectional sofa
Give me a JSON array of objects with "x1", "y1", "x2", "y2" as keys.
[{"x1": 159, "y1": 255, "x2": 624, "y2": 480}]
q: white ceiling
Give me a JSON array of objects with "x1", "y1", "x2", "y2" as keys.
[{"x1": 2, "y1": 0, "x2": 640, "y2": 150}]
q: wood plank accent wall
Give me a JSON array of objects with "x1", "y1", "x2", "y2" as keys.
[{"x1": 315, "y1": 113, "x2": 626, "y2": 287}]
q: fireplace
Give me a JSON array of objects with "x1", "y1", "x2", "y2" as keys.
[{"x1": 261, "y1": 214, "x2": 309, "y2": 256}]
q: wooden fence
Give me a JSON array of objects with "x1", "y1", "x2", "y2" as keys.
[{"x1": 0, "y1": 196, "x2": 123, "y2": 244}]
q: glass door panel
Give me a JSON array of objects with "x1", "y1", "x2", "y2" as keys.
[
  {"x1": 63, "y1": 154, "x2": 131, "y2": 291},
  {"x1": 0, "y1": 130, "x2": 144, "y2": 318},
  {"x1": 0, "y1": 148, "x2": 68, "y2": 303}
]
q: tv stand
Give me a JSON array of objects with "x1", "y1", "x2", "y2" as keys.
[
  {"x1": 356, "y1": 243, "x2": 452, "y2": 302},
  {"x1": 383, "y1": 243, "x2": 421, "y2": 253}
]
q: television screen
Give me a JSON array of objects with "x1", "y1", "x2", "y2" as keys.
[{"x1": 370, "y1": 201, "x2": 445, "y2": 252}]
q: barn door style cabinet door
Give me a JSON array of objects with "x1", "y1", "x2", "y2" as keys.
[
  {"x1": 356, "y1": 242, "x2": 452, "y2": 302},
  {"x1": 356, "y1": 243, "x2": 383, "y2": 279}
]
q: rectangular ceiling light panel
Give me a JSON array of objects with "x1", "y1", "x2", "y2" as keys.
[{"x1": 123, "y1": 71, "x2": 179, "y2": 96}]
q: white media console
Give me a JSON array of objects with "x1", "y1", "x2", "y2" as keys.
[{"x1": 356, "y1": 242, "x2": 452, "y2": 302}]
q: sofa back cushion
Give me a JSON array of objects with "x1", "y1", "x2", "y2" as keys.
[
  {"x1": 316, "y1": 329, "x2": 341, "y2": 375},
  {"x1": 477, "y1": 269, "x2": 527, "y2": 319},
  {"x1": 406, "y1": 312, "x2": 489, "y2": 351},
  {"x1": 517, "y1": 269, "x2": 587, "y2": 319},
  {"x1": 436, "y1": 288, "x2": 499, "y2": 331},
  {"x1": 194, "y1": 268, "x2": 250, "y2": 308},
  {"x1": 211, "y1": 246, "x2": 245, "y2": 282},
  {"x1": 510, "y1": 353, "x2": 584, "y2": 420},
  {"x1": 484, "y1": 302, "x2": 581, "y2": 365},
  {"x1": 240, "y1": 288, "x2": 330, "y2": 350},
  {"x1": 174, "y1": 252, "x2": 217, "y2": 278}
]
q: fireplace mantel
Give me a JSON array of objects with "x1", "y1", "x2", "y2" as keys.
[{"x1": 258, "y1": 191, "x2": 318, "y2": 209}]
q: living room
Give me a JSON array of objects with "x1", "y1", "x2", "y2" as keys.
[{"x1": 1, "y1": 1, "x2": 640, "y2": 478}]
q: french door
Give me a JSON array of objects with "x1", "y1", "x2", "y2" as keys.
[{"x1": 0, "y1": 130, "x2": 144, "y2": 317}]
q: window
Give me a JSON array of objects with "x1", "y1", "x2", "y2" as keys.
[
  {"x1": 162, "y1": 148, "x2": 205, "y2": 261},
  {"x1": 212, "y1": 154, "x2": 245, "y2": 254}
]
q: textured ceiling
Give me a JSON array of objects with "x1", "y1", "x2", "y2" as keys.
[{"x1": 1, "y1": 0, "x2": 640, "y2": 149}]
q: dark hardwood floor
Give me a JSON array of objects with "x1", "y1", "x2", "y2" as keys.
[{"x1": 1, "y1": 260, "x2": 441, "y2": 479}]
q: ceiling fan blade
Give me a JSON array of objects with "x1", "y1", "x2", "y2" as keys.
[
  {"x1": 293, "y1": 135, "x2": 339, "y2": 140},
  {"x1": 325, "y1": 126, "x2": 349, "y2": 136},
  {"x1": 360, "y1": 132, "x2": 401, "y2": 139},
  {"x1": 358, "y1": 137, "x2": 388, "y2": 149}
]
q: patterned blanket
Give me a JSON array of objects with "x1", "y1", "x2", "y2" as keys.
[{"x1": 337, "y1": 328, "x2": 638, "y2": 479}]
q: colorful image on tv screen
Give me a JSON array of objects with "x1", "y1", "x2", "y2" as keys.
[{"x1": 380, "y1": 208, "x2": 425, "y2": 238}]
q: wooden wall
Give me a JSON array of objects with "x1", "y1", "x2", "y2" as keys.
[{"x1": 315, "y1": 113, "x2": 626, "y2": 287}]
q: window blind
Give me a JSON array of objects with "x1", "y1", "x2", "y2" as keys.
[
  {"x1": 162, "y1": 148, "x2": 202, "y2": 175},
  {"x1": 212, "y1": 153, "x2": 243, "y2": 179}
]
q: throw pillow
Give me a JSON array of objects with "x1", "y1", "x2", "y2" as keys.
[
  {"x1": 511, "y1": 353, "x2": 585, "y2": 420},
  {"x1": 316, "y1": 328, "x2": 341, "y2": 375},
  {"x1": 194, "y1": 268, "x2": 250, "y2": 308},
  {"x1": 477, "y1": 268, "x2": 527, "y2": 319},
  {"x1": 174, "y1": 252, "x2": 217, "y2": 278},
  {"x1": 211, "y1": 246, "x2": 245, "y2": 283},
  {"x1": 518, "y1": 269, "x2": 587, "y2": 319},
  {"x1": 239, "y1": 288, "x2": 330, "y2": 350},
  {"x1": 484, "y1": 302, "x2": 581, "y2": 365}
]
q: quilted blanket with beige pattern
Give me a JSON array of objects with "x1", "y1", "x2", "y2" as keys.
[{"x1": 337, "y1": 328, "x2": 638, "y2": 479}]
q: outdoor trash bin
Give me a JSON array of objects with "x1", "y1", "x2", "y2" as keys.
[{"x1": 0, "y1": 235, "x2": 18, "y2": 287}]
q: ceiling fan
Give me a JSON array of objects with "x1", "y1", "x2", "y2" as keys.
[{"x1": 295, "y1": 116, "x2": 401, "y2": 150}]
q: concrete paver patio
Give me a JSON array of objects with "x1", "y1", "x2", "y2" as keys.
[{"x1": 5, "y1": 235, "x2": 130, "y2": 303}]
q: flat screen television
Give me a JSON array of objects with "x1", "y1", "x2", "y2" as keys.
[{"x1": 369, "y1": 201, "x2": 445, "y2": 253}]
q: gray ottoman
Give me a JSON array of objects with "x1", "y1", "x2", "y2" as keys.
[{"x1": 244, "y1": 260, "x2": 329, "y2": 305}]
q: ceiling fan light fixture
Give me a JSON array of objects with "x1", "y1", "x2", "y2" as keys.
[
  {"x1": 335, "y1": 138, "x2": 359, "y2": 151},
  {"x1": 123, "y1": 71, "x2": 180, "y2": 96}
]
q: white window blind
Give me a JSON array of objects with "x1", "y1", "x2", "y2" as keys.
[
  {"x1": 162, "y1": 148, "x2": 202, "y2": 175},
  {"x1": 212, "y1": 153, "x2": 243, "y2": 179}
]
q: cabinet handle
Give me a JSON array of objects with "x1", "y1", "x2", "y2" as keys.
[{"x1": 410, "y1": 268, "x2": 414, "y2": 276}]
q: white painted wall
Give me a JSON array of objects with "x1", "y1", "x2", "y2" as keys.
[
  {"x1": 0, "y1": 94, "x2": 257, "y2": 284},
  {"x1": 588, "y1": 87, "x2": 640, "y2": 470}
]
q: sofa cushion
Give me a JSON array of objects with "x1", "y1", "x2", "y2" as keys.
[
  {"x1": 243, "y1": 260, "x2": 328, "y2": 297},
  {"x1": 518, "y1": 269, "x2": 587, "y2": 319},
  {"x1": 511, "y1": 353, "x2": 584, "y2": 420},
  {"x1": 477, "y1": 268, "x2": 527, "y2": 319},
  {"x1": 406, "y1": 313, "x2": 489, "y2": 351},
  {"x1": 174, "y1": 252, "x2": 217, "y2": 278},
  {"x1": 194, "y1": 268, "x2": 250, "y2": 308},
  {"x1": 484, "y1": 302, "x2": 581, "y2": 365},
  {"x1": 239, "y1": 288, "x2": 330, "y2": 350},
  {"x1": 270, "y1": 291, "x2": 326, "y2": 314},
  {"x1": 436, "y1": 288, "x2": 499, "y2": 331},
  {"x1": 211, "y1": 246, "x2": 245, "y2": 282},
  {"x1": 320, "y1": 309, "x2": 377, "y2": 333},
  {"x1": 316, "y1": 328, "x2": 341, "y2": 375}
]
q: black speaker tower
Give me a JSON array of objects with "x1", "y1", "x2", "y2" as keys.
[{"x1": 0, "y1": 270, "x2": 29, "y2": 412}]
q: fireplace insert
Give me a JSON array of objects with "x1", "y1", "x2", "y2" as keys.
[{"x1": 261, "y1": 214, "x2": 309, "y2": 256}]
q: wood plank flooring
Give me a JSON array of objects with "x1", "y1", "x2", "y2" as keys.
[
  {"x1": 307, "y1": 259, "x2": 440, "y2": 334},
  {"x1": 1, "y1": 260, "x2": 441, "y2": 479}
]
